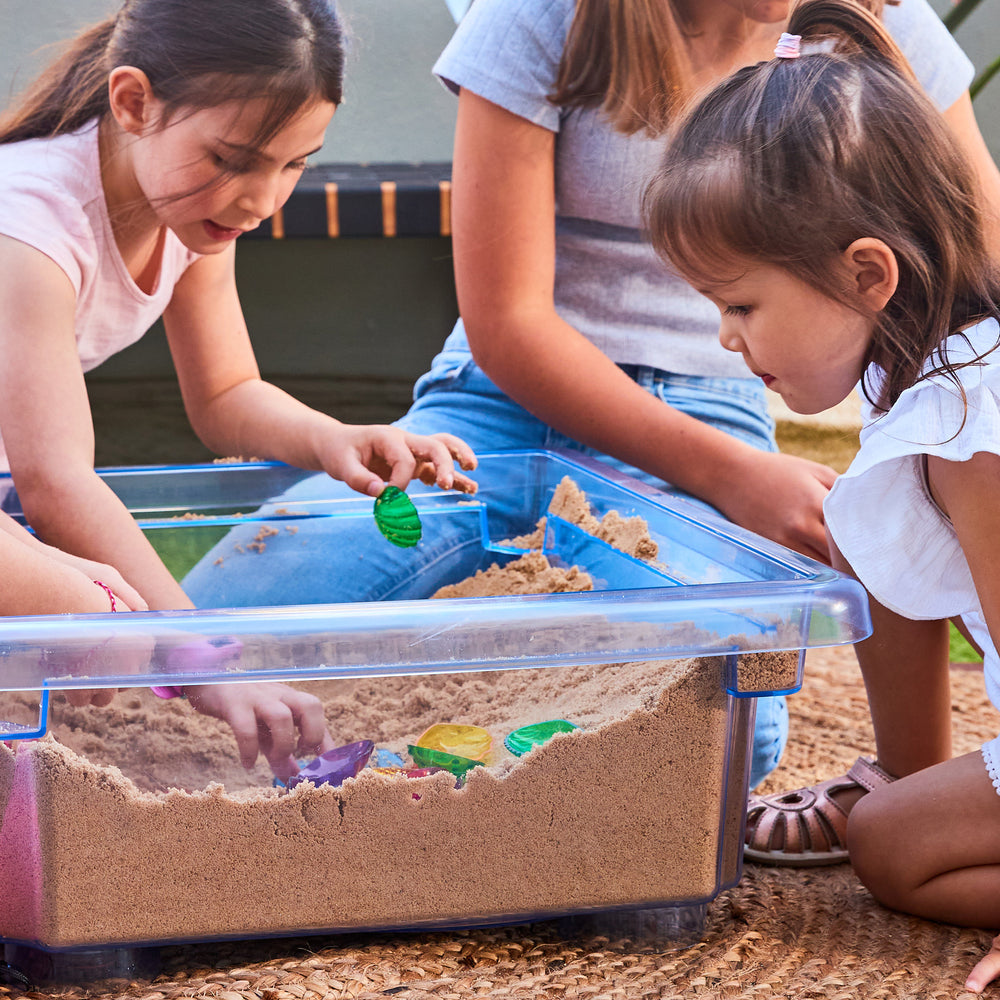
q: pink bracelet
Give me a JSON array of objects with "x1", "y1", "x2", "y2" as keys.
[
  {"x1": 88, "y1": 582, "x2": 184, "y2": 699},
  {"x1": 92, "y1": 580, "x2": 117, "y2": 612}
]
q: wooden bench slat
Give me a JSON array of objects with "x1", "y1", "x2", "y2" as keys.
[{"x1": 245, "y1": 162, "x2": 453, "y2": 240}]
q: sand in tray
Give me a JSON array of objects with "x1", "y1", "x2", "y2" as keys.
[{"x1": 0, "y1": 478, "x2": 779, "y2": 946}]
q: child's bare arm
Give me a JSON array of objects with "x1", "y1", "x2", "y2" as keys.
[
  {"x1": 162, "y1": 251, "x2": 477, "y2": 497},
  {"x1": 927, "y1": 452, "x2": 1000, "y2": 656},
  {"x1": 0, "y1": 511, "x2": 147, "y2": 612},
  {"x1": 926, "y1": 452, "x2": 1000, "y2": 991},
  {"x1": 829, "y1": 531, "x2": 952, "y2": 778},
  {"x1": 0, "y1": 521, "x2": 142, "y2": 616},
  {"x1": 0, "y1": 238, "x2": 191, "y2": 610},
  {"x1": 0, "y1": 516, "x2": 153, "y2": 707},
  {"x1": 942, "y1": 93, "x2": 1000, "y2": 257},
  {"x1": 450, "y1": 90, "x2": 835, "y2": 561}
]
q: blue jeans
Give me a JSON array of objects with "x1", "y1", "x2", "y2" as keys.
[{"x1": 183, "y1": 327, "x2": 788, "y2": 788}]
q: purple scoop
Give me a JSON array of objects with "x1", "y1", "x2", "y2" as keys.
[{"x1": 286, "y1": 740, "x2": 374, "y2": 789}]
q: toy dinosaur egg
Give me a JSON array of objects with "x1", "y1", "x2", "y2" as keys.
[{"x1": 373, "y1": 486, "x2": 422, "y2": 548}]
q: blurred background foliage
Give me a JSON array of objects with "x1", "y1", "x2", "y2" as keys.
[{"x1": 945, "y1": 0, "x2": 999, "y2": 97}]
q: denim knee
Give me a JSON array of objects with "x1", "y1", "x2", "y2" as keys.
[{"x1": 748, "y1": 694, "x2": 789, "y2": 790}]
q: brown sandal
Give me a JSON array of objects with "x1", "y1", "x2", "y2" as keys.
[{"x1": 744, "y1": 756, "x2": 896, "y2": 867}]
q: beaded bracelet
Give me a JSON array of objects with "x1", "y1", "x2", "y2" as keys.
[{"x1": 90, "y1": 582, "x2": 186, "y2": 699}]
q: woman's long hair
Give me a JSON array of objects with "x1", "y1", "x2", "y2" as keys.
[
  {"x1": 551, "y1": 0, "x2": 887, "y2": 135},
  {"x1": 644, "y1": 0, "x2": 1000, "y2": 411},
  {"x1": 0, "y1": 0, "x2": 345, "y2": 150}
]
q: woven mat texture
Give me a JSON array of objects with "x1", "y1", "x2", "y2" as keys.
[{"x1": 8, "y1": 648, "x2": 998, "y2": 1000}]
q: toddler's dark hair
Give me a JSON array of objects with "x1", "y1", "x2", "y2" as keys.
[
  {"x1": 644, "y1": 0, "x2": 1000, "y2": 410},
  {"x1": 0, "y1": 0, "x2": 344, "y2": 154}
]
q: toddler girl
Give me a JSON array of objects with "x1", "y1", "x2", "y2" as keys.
[{"x1": 643, "y1": 0, "x2": 1000, "y2": 991}]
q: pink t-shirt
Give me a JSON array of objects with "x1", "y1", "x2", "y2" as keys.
[{"x1": 0, "y1": 120, "x2": 201, "y2": 468}]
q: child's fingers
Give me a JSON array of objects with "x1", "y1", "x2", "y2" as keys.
[
  {"x1": 106, "y1": 576, "x2": 147, "y2": 612},
  {"x1": 284, "y1": 690, "x2": 334, "y2": 758},
  {"x1": 966, "y1": 935, "x2": 1000, "y2": 993},
  {"x1": 184, "y1": 683, "x2": 260, "y2": 764},
  {"x1": 429, "y1": 432, "x2": 478, "y2": 472},
  {"x1": 338, "y1": 435, "x2": 418, "y2": 496},
  {"x1": 327, "y1": 428, "x2": 478, "y2": 495},
  {"x1": 377, "y1": 438, "x2": 423, "y2": 491},
  {"x1": 187, "y1": 683, "x2": 332, "y2": 779},
  {"x1": 212, "y1": 698, "x2": 260, "y2": 770},
  {"x1": 64, "y1": 687, "x2": 116, "y2": 707},
  {"x1": 78, "y1": 563, "x2": 146, "y2": 611},
  {"x1": 400, "y1": 433, "x2": 477, "y2": 491},
  {"x1": 254, "y1": 699, "x2": 299, "y2": 774},
  {"x1": 414, "y1": 459, "x2": 478, "y2": 494},
  {"x1": 451, "y1": 471, "x2": 478, "y2": 494}
]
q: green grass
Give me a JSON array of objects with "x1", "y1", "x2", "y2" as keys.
[
  {"x1": 144, "y1": 524, "x2": 230, "y2": 582},
  {"x1": 950, "y1": 622, "x2": 983, "y2": 663},
  {"x1": 774, "y1": 422, "x2": 860, "y2": 475}
]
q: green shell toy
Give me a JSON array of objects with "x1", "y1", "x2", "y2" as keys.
[
  {"x1": 407, "y1": 744, "x2": 483, "y2": 778},
  {"x1": 503, "y1": 720, "x2": 579, "y2": 757},
  {"x1": 373, "y1": 485, "x2": 422, "y2": 548}
]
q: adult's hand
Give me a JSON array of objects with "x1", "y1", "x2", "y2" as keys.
[{"x1": 713, "y1": 450, "x2": 837, "y2": 563}]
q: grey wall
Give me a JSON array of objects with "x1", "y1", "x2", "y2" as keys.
[
  {"x1": 930, "y1": 0, "x2": 1000, "y2": 162},
  {"x1": 94, "y1": 237, "x2": 459, "y2": 381},
  {"x1": 1, "y1": 0, "x2": 996, "y2": 160}
]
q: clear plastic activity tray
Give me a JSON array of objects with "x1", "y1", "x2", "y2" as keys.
[{"x1": 0, "y1": 450, "x2": 870, "y2": 975}]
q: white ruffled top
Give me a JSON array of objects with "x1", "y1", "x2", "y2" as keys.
[{"x1": 825, "y1": 317, "x2": 1000, "y2": 714}]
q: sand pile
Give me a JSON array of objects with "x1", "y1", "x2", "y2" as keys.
[
  {"x1": 504, "y1": 477, "x2": 659, "y2": 560},
  {"x1": 431, "y1": 549, "x2": 593, "y2": 598}
]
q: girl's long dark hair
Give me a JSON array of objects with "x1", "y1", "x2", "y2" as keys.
[
  {"x1": 644, "y1": 0, "x2": 1000, "y2": 411},
  {"x1": 551, "y1": 0, "x2": 887, "y2": 136},
  {"x1": 0, "y1": 0, "x2": 345, "y2": 149}
]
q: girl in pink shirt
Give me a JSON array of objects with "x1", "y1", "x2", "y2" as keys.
[{"x1": 0, "y1": 0, "x2": 477, "y2": 778}]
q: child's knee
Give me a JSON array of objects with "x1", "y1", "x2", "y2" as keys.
[{"x1": 847, "y1": 791, "x2": 913, "y2": 909}]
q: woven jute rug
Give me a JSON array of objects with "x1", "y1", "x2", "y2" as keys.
[{"x1": 8, "y1": 647, "x2": 998, "y2": 1000}]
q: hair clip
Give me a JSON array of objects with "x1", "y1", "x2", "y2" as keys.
[{"x1": 774, "y1": 32, "x2": 802, "y2": 59}]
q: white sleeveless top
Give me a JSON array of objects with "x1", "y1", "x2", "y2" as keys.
[
  {"x1": 0, "y1": 120, "x2": 201, "y2": 468},
  {"x1": 825, "y1": 318, "x2": 1000, "y2": 717}
]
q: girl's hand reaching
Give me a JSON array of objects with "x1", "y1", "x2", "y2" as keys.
[
  {"x1": 185, "y1": 682, "x2": 335, "y2": 782},
  {"x1": 315, "y1": 425, "x2": 478, "y2": 498},
  {"x1": 58, "y1": 626, "x2": 157, "y2": 707},
  {"x1": 41, "y1": 546, "x2": 148, "y2": 613},
  {"x1": 715, "y1": 450, "x2": 838, "y2": 564}
]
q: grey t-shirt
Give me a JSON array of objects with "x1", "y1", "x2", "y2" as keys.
[{"x1": 434, "y1": 0, "x2": 975, "y2": 378}]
